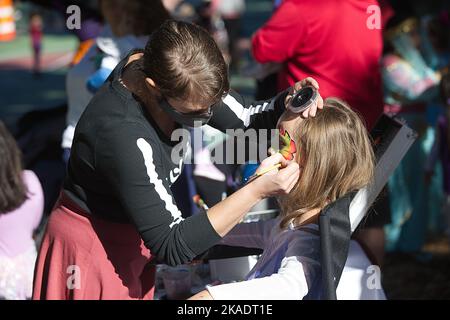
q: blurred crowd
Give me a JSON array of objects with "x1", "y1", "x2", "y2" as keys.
[{"x1": 0, "y1": 0, "x2": 450, "y2": 300}]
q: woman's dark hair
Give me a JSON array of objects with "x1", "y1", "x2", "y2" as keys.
[
  {"x1": 143, "y1": 20, "x2": 229, "y2": 106},
  {"x1": 0, "y1": 121, "x2": 28, "y2": 214}
]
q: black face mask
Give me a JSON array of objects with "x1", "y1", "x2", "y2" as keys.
[{"x1": 158, "y1": 98, "x2": 213, "y2": 127}]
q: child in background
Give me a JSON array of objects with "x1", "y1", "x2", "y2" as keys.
[
  {"x1": 29, "y1": 12, "x2": 43, "y2": 78},
  {"x1": 0, "y1": 121, "x2": 44, "y2": 300},
  {"x1": 190, "y1": 99, "x2": 385, "y2": 300}
]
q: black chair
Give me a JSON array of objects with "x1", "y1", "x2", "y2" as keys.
[
  {"x1": 318, "y1": 114, "x2": 417, "y2": 299},
  {"x1": 319, "y1": 192, "x2": 355, "y2": 300}
]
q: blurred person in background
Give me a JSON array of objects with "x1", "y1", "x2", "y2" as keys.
[
  {"x1": 0, "y1": 121, "x2": 44, "y2": 300},
  {"x1": 214, "y1": 0, "x2": 245, "y2": 71},
  {"x1": 29, "y1": 11, "x2": 43, "y2": 78},
  {"x1": 420, "y1": 10, "x2": 450, "y2": 235},
  {"x1": 382, "y1": 13, "x2": 444, "y2": 255},
  {"x1": 425, "y1": 69, "x2": 450, "y2": 243},
  {"x1": 62, "y1": 0, "x2": 170, "y2": 163}
]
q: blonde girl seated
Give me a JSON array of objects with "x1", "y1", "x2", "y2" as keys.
[{"x1": 190, "y1": 98, "x2": 380, "y2": 300}]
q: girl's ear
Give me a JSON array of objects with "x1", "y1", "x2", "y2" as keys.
[
  {"x1": 145, "y1": 77, "x2": 157, "y2": 89},
  {"x1": 145, "y1": 77, "x2": 161, "y2": 98}
]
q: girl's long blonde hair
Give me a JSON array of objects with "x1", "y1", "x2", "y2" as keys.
[{"x1": 279, "y1": 98, "x2": 375, "y2": 229}]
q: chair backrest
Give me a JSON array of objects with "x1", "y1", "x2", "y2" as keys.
[
  {"x1": 319, "y1": 114, "x2": 417, "y2": 300},
  {"x1": 319, "y1": 193, "x2": 354, "y2": 299}
]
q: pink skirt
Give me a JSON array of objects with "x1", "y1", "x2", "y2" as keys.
[{"x1": 32, "y1": 194, "x2": 155, "y2": 300}]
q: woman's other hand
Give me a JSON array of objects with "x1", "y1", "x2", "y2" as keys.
[{"x1": 285, "y1": 77, "x2": 324, "y2": 118}]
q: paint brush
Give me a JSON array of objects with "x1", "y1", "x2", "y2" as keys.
[{"x1": 244, "y1": 163, "x2": 282, "y2": 184}]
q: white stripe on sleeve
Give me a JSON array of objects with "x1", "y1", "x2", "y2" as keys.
[
  {"x1": 137, "y1": 138, "x2": 183, "y2": 228},
  {"x1": 222, "y1": 94, "x2": 274, "y2": 127}
]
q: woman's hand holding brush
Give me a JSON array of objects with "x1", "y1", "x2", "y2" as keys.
[
  {"x1": 250, "y1": 152, "x2": 300, "y2": 198},
  {"x1": 245, "y1": 127, "x2": 298, "y2": 185},
  {"x1": 204, "y1": 129, "x2": 299, "y2": 238}
]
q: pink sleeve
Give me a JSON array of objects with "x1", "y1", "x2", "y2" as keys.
[
  {"x1": 24, "y1": 170, "x2": 44, "y2": 230},
  {"x1": 251, "y1": 1, "x2": 307, "y2": 63}
]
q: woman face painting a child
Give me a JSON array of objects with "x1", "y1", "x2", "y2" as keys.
[
  {"x1": 190, "y1": 98, "x2": 375, "y2": 300},
  {"x1": 32, "y1": 20, "x2": 324, "y2": 300}
]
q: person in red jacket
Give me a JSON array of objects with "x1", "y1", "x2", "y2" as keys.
[{"x1": 252, "y1": 0, "x2": 384, "y2": 130}]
